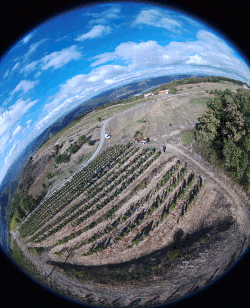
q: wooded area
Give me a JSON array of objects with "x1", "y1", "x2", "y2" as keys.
[{"x1": 195, "y1": 88, "x2": 250, "y2": 192}]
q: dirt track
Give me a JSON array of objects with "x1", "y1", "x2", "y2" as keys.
[
  {"x1": 12, "y1": 140, "x2": 249, "y2": 306},
  {"x1": 11, "y1": 82, "x2": 250, "y2": 306}
]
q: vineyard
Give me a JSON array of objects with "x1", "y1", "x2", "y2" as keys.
[{"x1": 18, "y1": 142, "x2": 204, "y2": 265}]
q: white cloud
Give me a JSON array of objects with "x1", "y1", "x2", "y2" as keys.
[
  {"x1": 26, "y1": 119, "x2": 32, "y2": 127},
  {"x1": 86, "y1": 5, "x2": 121, "y2": 25},
  {"x1": 7, "y1": 80, "x2": 38, "y2": 103},
  {"x1": 21, "y1": 31, "x2": 36, "y2": 45},
  {"x1": 42, "y1": 74, "x2": 87, "y2": 113},
  {"x1": 87, "y1": 65, "x2": 127, "y2": 82},
  {"x1": 0, "y1": 133, "x2": 11, "y2": 155},
  {"x1": 91, "y1": 30, "x2": 250, "y2": 83},
  {"x1": 92, "y1": 40, "x2": 170, "y2": 69},
  {"x1": 20, "y1": 61, "x2": 39, "y2": 75},
  {"x1": 10, "y1": 62, "x2": 20, "y2": 73},
  {"x1": 3, "y1": 70, "x2": 9, "y2": 78},
  {"x1": 41, "y1": 45, "x2": 81, "y2": 70},
  {"x1": 12, "y1": 125, "x2": 24, "y2": 137},
  {"x1": 11, "y1": 80, "x2": 38, "y2": 96},
  {"x1": 37, "y1": 29, "x2": 250, "y2": 135},
  {"x1": 23, "y1": 38, "x2": 48, "y2": 61},
  {"x1": 4, "y1": 140, "x2": 22, "y2": 171},
  {"x1": 76, "y1": 25, "x2": 111, "y2": 41},
  {"x1": 133, "y1": 9, "x2": 182, "y2": 31},
  {"x1": 43, "y1": 64, "x2": 128, "y2": 114},
  {"x1": 186, "y1": 54, "x2": 208, "y2": 65},
  {"x1": 0, "y1": 98, "x2": 38, "y2": 138}
]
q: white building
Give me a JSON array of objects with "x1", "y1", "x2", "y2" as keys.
[
  {"x1": 243, "y1": 84, "x2": 249, "y2": 90},
  {"x1": 144, "y1": 92, "x2": 154, "y2": 98}
]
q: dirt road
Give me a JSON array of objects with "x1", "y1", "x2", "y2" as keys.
[{"x1": 167, "y1": 143, "x2": 250, "y2": 236}]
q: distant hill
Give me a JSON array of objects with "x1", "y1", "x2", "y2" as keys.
[{"x1": 0, "y1": 73, "x2": 206, "y2": 254}]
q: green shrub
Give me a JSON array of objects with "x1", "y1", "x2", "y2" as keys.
[
  {"x1": 69, "y1": 143, "x2": 80, "y2": 154},
  {"x1": 55, "y1": 153, "x2": 68, "y2": 163},
  {"x1": 181, "y1": 129, "x2": 195, "y2": 146},
  {"x1": 166, "y1": 248, "x2": 180, "y2": 260},
  {"x1": 78, "y1": 135, "x2": 86, "y2": 145},
  {"x1": 88, "y1": 140, "x2": 95, "y2": 146},
  {"x1": 27, "y1": 247, "x2": 44, "y2": 255}
]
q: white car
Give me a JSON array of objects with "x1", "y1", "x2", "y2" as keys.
[{"x1": 105, "y1": 134, "x2": 111, "y2": 139}]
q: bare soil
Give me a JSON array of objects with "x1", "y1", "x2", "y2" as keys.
[{"x1": 12, "y1": 82, "x2": 250, "y2": 307}]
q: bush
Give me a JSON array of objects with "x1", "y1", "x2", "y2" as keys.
[
  {"x1": 166, "y1": 247, "x2": 180, "y2": 260},
  {"x1": 27, "y1": 247, "x2": 44, "y2": 255},
  {"x1": 78, "y1": 135, "x2": 86, "y2": 145},
  {"x1": 69, "y1": 142, "x2": 80, "y2": 154},
  {"x1": 47, "y1": 172, "x2": 53, "y2": 179},
  {"x1": 88, "y1": 140, "x2": 95, "y2": 146},
  {"x1": 181, "y1": 129, "x2": 195, "y2": 146},
  {"x1": 55, "y1": 153, "x2": 68, "y2": 164},
  {"x1": 134, "y1": 130, "x2": 141, "y2": 138}
]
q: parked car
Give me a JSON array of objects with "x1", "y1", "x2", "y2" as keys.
[{"x1": 105, "y1": 134, "x2": 111, "y2": 139}]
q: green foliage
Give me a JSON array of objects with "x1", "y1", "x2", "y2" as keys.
[
  {"x1": 133, "y1": 130, "x2": 141, "y2": 138},
  {"x1": 181, "y1": 129, "x2": 195, "y2": 146},
  {"x1": 27, "y1": 247, "x2": 44, "y2": 255},
  {"x1": 55, "y1": 153, "x2": 68, "y2": 164},
  {"x1": 69, "y1": 142, "x2": 80, "y2": 154},
  {"x1": 73, "y1": 269, "x2": 82, "y2": 278},
  {"x1": 97, "y1": 117, "x2": 102, "y2": 122},
  {"x1": 20, "y1": 194, "x2": 38, "y2": 212},
  {"x1": 78, "y1": 135, "x2": 86, "y2": 145},
  {"x1": 198, "y1": 236, "x2": 209, "y2": 244},
  {"x1": 16, "y1": 205, "x2": 25, "y2": 219},
  {"x1": 169, "y1": 87, "x2": 178, "y2": 94},
  {"x1": 132, "y1": 180, "x2": 147, "y2": 192},
  {"x1": 11, "y1": 241, "x2": 41, "y2": 277},
  {"x1": 166, "y1": 248, "x2": 180, "y2": 260},
  {"x1": 88, "y1": 140, "x2": 95, "y2": 146},
  {"x1": 54, "y1": 144, "x2": 60, "y2": 155},
  {"x1": 46, "y1": 172, "x2": 54, "y2": 179},
  {"x1": 195, "y1": 88, "x2": 250, "y2": 187}
]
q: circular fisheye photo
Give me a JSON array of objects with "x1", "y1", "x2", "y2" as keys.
[{"x1": 1, "y1": 1, "x2": 250, "y2": 307}]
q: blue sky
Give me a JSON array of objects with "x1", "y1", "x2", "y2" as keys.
[{"x1": 0, "y1": 2, "x2": 250, "y2": 185}]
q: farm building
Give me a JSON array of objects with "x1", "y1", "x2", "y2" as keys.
[
  {"x1": 158, "y1": 89, "x2": 169, "y2": 95},
  {"x1": 144, "y1": 92, "x2": 154, "y2": 98},
  {"x1": 243, "y1": 84, "x2": 249, "y2": 90}
]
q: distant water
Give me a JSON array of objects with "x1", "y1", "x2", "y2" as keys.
[{"x1": 134, "y1": 84, "x2": 162, "y2": 96}]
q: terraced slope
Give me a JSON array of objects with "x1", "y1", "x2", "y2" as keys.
[{"x1": 20, "y1": 143, "x2": 204, "y2": 266}]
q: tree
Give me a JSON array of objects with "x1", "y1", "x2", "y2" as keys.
[
  {"x1": 16, "y1": 205, "x2": 25, "y2": 219},
  {"x1": 196, "y1": 108, "x2": 220, "y2": 144},
  {"x1": 54, "y1": 144, "x2": 60, "y2": 155},
  {"x1": 88, "y1": 140, "x2": 95, "y2": 146},
  {"x1": 169, "y1": 87, "x2": 177, "y2": 94},
  {"x1": 195, "y1": 89, "x2": 250, "y2": 184},
  {"x1": 78, "y1": 135, "x2": 86, "y2": 145},
  {"x1": 69, "y1": 142, "x2": 80, "y2": 154},
  {"x1": 55, "y1": 153, "x2": 68, "y2": 163},
  {"x1": 97, "y1": 117, "x2": 102, "y2": 122}
]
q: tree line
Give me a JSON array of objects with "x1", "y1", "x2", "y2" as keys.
[{"x1": 195, "y1": 88, "x2": 250, "y2": 191}]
